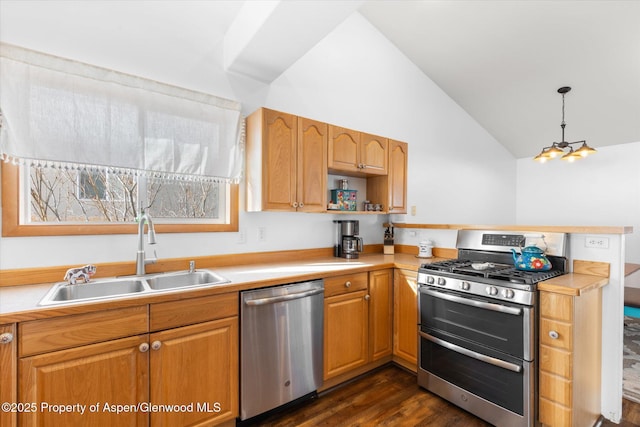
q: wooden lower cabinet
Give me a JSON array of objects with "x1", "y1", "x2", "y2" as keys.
[
  {"x1": 150, "y1": 317, "x2": 238, "y2": 427},
  {"x1": 538, "y1": 288, "x2": 602, "y2": 427},
  {"x1": 19, "y1": 334, "x2": 149, "y2": 426},
  {"x1": 0, "y1": 323, "x2": 17, "y2": 427},
  {"x1": 393, "y1": 269, "x2": 418, "y2": 371},
  {"x1": 369, "y1": 269, "x2": 393, "y2": 361},
  {"x1": 323, "y1": 270, "x2": 393, "y2": 381},
  {"x1": 17, "y1": 295, "x2": 239, "y2": 427},
  {"x1": 324, "y1": 288, "x2": 369, "y2": 379}
]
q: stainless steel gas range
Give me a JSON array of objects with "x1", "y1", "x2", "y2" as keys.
[{"x1": 417, "y1": 230, "x2": 567, "y2": 427}]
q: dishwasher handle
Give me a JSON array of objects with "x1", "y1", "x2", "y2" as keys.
[{"x1": 244, "y1": 288, "x2": 324, "y2": 306}]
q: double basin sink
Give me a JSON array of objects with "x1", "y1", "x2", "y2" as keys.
[{"x1": 39, "y1": 270, "x2": 230, "y2": 306}]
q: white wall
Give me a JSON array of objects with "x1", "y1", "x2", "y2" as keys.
[
  {"x1": 0, "y1": 11, "x2": 516, "y2": 269},
  {"x1": 516, "y1": 141, "x2": 640, "y2": 263}
]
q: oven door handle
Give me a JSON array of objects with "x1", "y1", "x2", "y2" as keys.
[
  {"x1": 419, "y1": 331, "x2": 523, "y2": 373},
  {"x1": 420, "y1": 288, "x2": 522, "y2": 316}
]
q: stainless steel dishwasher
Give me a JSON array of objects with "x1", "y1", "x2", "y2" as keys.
[{"x1": 240, "y1": 279, "x2": 324, "y2": 422}]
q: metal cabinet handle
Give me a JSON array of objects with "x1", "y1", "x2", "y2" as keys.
[
  {"x1": 345, "y1": 281, "x2": 351, "y2": 288},
  {"x1": 364, "y1": 294, "x2": 370, "y2": 301},
  {"x1": 548, "y1": 330, "x2": 559, "y2": 340},
  {"x1": 0, "y1": 332, "x2": 14, "y2": 344},
  {"x1": 139, "y1": 343, "x2": 150, "y2": 353},
  {"x1": 151, "y1": 341, "x2": 162, "y2": 351}
]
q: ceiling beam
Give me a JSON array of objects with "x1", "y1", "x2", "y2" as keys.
[{"x1": 224, "y1": 0, "x2": 364, "y2": 83}]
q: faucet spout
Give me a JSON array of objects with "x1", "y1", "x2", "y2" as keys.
[{"x1": 136, "y1": 209, "x2": 158, "y2": 275}]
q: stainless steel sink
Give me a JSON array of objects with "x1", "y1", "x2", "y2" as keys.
[
  {"x1": 145, "y1": 270, "x2": 230, "y2": 290},
  {"x1": 39, "y1": 278, "x2": 148, "y2": 305},
  {"x1": 38, "y1": 269, "x2": 231, "y2": 306}
]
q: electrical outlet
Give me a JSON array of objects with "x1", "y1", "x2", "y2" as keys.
[
  {"x1": 257, "y1": 227, "x2": 266, "y2": 242},
  {"x1": 410, "y1": 206, "x2": 416, "y2": 216},
  {"x1": 237, "y1": 229, "x2": 246, "y2": 244},
  {"x1": 408, "y1": 231, "x2": 417, "y2": 237},
  {"x1": 585, "y1": 236, "x2": 609, "y2": 249}
]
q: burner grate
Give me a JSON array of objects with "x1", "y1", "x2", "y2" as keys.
[{"x1": 487, "y1": 268, "x2": 563, "y2": 284}]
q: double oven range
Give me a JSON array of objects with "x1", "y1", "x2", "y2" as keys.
[{"x1": 417, "y1": 230, "x2": 567, "y2": 427}]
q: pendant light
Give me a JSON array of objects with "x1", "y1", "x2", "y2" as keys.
[{"x1": 534, "y1": 86, "x2": 596, "y2": 162}]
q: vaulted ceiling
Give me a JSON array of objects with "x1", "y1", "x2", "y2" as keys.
[{"x1": 1, "y1": 0, "x2": 638, "y2": 159}]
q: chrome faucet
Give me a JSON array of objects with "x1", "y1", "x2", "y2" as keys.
[{"x1": 136, "y1": 208, "x2": 157, "y2": 275}]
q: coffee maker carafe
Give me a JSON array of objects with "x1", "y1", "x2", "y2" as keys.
[{"x1": 334, "y1": 220, "x2": 363, "y2": 259}]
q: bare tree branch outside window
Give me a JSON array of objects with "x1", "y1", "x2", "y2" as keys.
[{"x1": 27, "y1": 167, "x2": 219, "y2": 224}]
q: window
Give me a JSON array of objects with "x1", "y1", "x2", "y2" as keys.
[
  {"x1": 1, "y1": 43, "x2": 243, "y2": 236},
  {"x1": 1, "y1": 163, "x2": 239, "y2": 236}
]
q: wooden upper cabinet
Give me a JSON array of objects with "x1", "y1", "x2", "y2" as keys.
[
  {"x1": 366, "y1": 139, "x2": 408, "y2": 214},
  {"x1": 328, "y1": 126, "x2": 388, "y2": 176},
  {"x1": 388, "y1": 140, "x2": 408, "y2": 213},
  {"x1": 263, "y1": 109, "x2": 297, "y2": 211},
  {"x1": 360, "y1": 133, "x2": 388, "y2": 175},
  {"x1": 328, "y1": 126, "x2": 361, "y2": 174},
  {"x1": 297, "y1": 117, "x2": 328, "y2": 212},
  {"x1": 246, "y1": 108, "x2": 327, "y2": 212},
  {"x1": 247, "y1": 107, "x2": 407, "y2": 214}
]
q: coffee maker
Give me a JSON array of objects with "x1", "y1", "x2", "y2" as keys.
[{"x1": 334, "y1": 220, "x2": 363, "y2": 259}]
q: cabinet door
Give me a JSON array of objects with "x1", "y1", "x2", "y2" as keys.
[
  {"x1": 297, "y1": 117, "x2": 328, "y2": 212},
  {"x1": 0, "y1": 324, "x2": 16, "y2": 427},
  {"x1": 150, "y1": 317, "x2": 238, "y2": 426},
  {"x1": 393, "y1": 269, "x2": 418, "y2": 370},
  {"x1": 360, "y1": 133, "x2": 388, "y2": 175},
  {"x1": 328, "y1": 126, "x2": 360, "y2": 173},
  {"x1": 369, "y1": 269, "x2": 393, "y2": 361},
  {"x1": 263, "y1": 109, "x2": 298, "y2": 211},
  {"x1": 324, "y1": 290, "x2": 369, "y2": 379},
  {"x1": 19, "y1": 335, "x2": 149, "y2": 426},
  {"x1": 388, "y1": 140, "x2": 408, "y2": 213}
]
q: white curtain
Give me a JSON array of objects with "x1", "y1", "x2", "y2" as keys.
[{"x1": 0, "y1": 43, "x2": 244, "y2": 183}]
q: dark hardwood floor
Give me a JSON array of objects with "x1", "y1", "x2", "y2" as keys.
[{"x1": 249, "y1": 365, "x2": 640, "y2": 426}]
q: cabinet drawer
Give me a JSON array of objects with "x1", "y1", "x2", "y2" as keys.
[
  {"x1": 540, "y1": 344, "x2": 572, "y2": 378},
  {"x1": 539, "y1": 371, "x2": 572, "y2": 406},
  {"x1": 19, "y1": 306, "x2": 148, "y2": 356},
  {"x1": 540, "y1": 318, "x2": 573, "y2": 351},
  {"x1": 540, "y1": 292, "x2": 573, "y2": 322},
  {"x1": 539, "y1": 396, "x2": 571, "y2": 427},
  {"x1": 150, "y1": 292, "x2": 238, "y2": 331},
  {"x1": 324, "y1": 272, "x2": 368, "y2": 297}
]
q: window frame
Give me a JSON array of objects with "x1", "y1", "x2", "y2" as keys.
[{"x1": 1, "y1": 163, "x2": 239, "y2": 237}]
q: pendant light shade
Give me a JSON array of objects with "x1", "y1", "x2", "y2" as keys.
[{"x1": 534, "y1": 86, "x2": 596, "y2": 162}]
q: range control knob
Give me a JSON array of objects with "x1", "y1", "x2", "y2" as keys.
[
  {"x1": 486, "y1": 286, "x2": 498, "y2": 296},
  {"x1": 502, "y1": 289, "x2": 515, "y2": 299},
  {"x1": 460, "y1": 281, "x2": 471, "y2": 291},
  {"x1": 437, "y1": 277, "x2": 446, "y2": 286},
  {"x1": 426, "y1": 276, "x2": 435, "y2": 285}
]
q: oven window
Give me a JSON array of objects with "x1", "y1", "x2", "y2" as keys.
[
  {"x1": 420, "y1": 338, "x2": 525, "y2": 416},
  {"x1": 420, "y1": 289, "x2": 528, "y2": 359}
]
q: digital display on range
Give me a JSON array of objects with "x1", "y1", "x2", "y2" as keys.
[{"x1": 481, "y1": 234, "x2": 526, "y2": 247}]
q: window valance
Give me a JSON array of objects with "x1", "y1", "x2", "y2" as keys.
[{"x1": 0, "y1": 43, "x2": 244, "y2": 183}]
